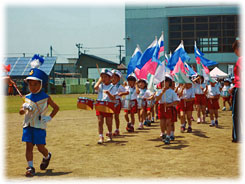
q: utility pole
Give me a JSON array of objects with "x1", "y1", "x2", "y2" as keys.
[
  {"x1": 116, "y1": 45, "x2": 124, "y2": 64},
  {"x1": 84, "y1": 50, "x2": 89, "y2": 54},
  {"x1": 50, "y1": 46, "x2": 53, "y2": 57},
  {"x1": 76, "y1": 43, "x2": 83, "y2": 58}
]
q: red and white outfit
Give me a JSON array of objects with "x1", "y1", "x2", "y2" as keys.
[
  {"x1": 177, "y1": 87, "x2": 195, "y2": 113},
  {"x1": 111, "y1": 83, "x2": 126, "y2": 114},
  {"x1": 124, "y1": 86, "x2": 138, "y2": 114},
  {"x1": 206, "y1": 85, "x2": 220, "y2": 110},
  {"x1": 221, "y1": 85, "x2": 230, "y2": 101},
  {"x1": 194, "y1": 83, "x2": 207, "y2": 106},
  {"x1": 156, "y1": 89, "x2": 179, "y2": 119},
  {"x1": 96, "y1": 83, "x2": 116, "y2": 117}
]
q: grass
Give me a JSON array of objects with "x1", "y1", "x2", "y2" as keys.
[
  {"x1": 4, "y1": 95, "x2": 240, "y2": 179},
  {"x1": 5, "y1": 94, "x2": 98, "y2": 113}
]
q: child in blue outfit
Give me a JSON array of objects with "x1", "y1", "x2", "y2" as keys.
[{"x1": 19, "y1": 54, "x2": 59, "y2": 177}]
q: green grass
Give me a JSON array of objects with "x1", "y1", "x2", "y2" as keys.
[{"x1": 4, "y1": 94, "x2": 98, "y2": 113}]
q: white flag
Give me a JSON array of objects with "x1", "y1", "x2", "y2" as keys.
[{"x1": 153, "y1": 62, "x2": 165, "y2": 84}]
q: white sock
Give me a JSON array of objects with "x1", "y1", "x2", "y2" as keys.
[
  {"x1": 99, "y1": 134, "x2": 103, "y2": 137},
  {"x1": 152, "y1": 117, "x2": 154, "y2": 121},
  {"x1": 44, "y1": 154, "x2": 50, "y2": 160},
  {"x1": 28, "y1": 161, "x2": 33, "y2": 167},
  {"x1": 211, "y1": 120, "x2": 215, "y2": 124}
]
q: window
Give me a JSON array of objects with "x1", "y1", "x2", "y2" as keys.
[{"x1": 168, "y1": 15, "x2": 239, "y2": 53}]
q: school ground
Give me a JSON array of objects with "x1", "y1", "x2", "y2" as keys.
[{"x1": 4, "y1": 94, "x2": 240, "y2": 180}]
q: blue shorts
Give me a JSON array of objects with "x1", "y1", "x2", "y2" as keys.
[{"x1": 22, "y1": 126, "x2": 46, "y2": 145}]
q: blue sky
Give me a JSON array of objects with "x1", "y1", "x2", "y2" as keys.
[{"x1": 5, "y1": 5, "x2": 125, "y2": 63}]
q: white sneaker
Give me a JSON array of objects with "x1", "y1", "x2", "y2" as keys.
[
  {"x1": 197, "y1": 118, "x2": 201, "y2": 124},
  {"x1": 222, "y1": 107, "x2": 226, "y2": 111}
]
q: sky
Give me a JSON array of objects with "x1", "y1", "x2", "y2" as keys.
[{"x1": 5, "y1": 4, "x2": 125, "y2": 63}]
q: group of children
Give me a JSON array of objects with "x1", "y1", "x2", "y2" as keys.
[
  {"x1": 18, "y1": 54, "x2": 233, "y2": 176},
  {"x1": 94, "y1": 69, "x2": 234, "y2": 145}
]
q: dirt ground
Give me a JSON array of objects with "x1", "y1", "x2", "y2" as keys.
[{"x1": 4, "y1": 103, "x2": 240, "y2": 180}]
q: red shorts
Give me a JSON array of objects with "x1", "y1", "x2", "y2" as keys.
[
  {"x1": 96, "y1": 110, "x2": 113, "y2": 117},
  {"x1": 176, "y1": 99, "x2": 194, "y2": 112},
  {"x1": 146, "y1": 107, "x2": 152, "y2": 112},
  {"x1": 195, "y1": 94, "x2": 207, "y2": 106},
  {"x1": 158, "y1": 104, "x2": 172, "y2": 119},
  {"x1": 124, "y1": 100, "x2": 137, "y2": 114},
  {"x1": 171, "y1": 107, "x2": 177, "y2": 122},
  {"x1": 207, "y1": 98, "x2": 220, "y2": 110},
  {"x1": 222, "y1": 97, "x2": 230, "y2": 101},
  {"x1": 114, "y1": 99, "x2": 122, "y2": 114}
]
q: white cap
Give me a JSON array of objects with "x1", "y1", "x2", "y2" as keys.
[
  {"x1": 165, "y1": 73, "x2": 173, "y2": 81},
  {"x1": 100, "y1": 68, "x2": 112, "y2": 77},
  {"x1": 138, "y1": 78, "x2": 148, "y2": 84},
  {"x1": 111, "y1": 69, "x2": 122, "y2": 78}
]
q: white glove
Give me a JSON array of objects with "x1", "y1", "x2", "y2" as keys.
[
  {"x1": 22, "y1": 103, "x2": 33, "y2": 111},
  {"x1": 41, "y1": 116, "x2": 52, "y2": 123}
]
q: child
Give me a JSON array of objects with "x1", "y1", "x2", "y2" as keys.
[
  {"x1": 19, "y1": 54, "x2": 59, "y2": 177},
  {"x1": 155, "y1": 75, "x2": 179, "y2": 144},
  {"x1": 170, "y1": 80, "x2": 178, "y2": 140},
  {"x1": 124, "y1": 75, "x2": 137, "y2": 132},
  {"x1": 193, "y1": 75, "x2": 208, "y2": 124},
  {"x1": 110, "y1": 69, "x2": 127, "y2": 136},
  {"x1": 136, "y1": 79, "x2": 152, "y2": 129},
  {"x1": 221, "y1": 78, "x2": 232, "y2": 111},
  {"x1": 94, "y1": 68, "x2": 115, "y2": 144},
  {"x1": 207, "y1": 79, "x2": 220, "y2": 127},
  {"x1": 177, "y1": 83, "x2": 195, "y2": 133}
]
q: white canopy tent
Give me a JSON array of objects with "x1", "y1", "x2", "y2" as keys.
[{"x1": 210, "y1": 67, "x2": 228, "y2": 78}]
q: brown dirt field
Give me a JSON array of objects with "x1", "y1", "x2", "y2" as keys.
[{"x1": 5, "y1": 107, "x2": 240, "y2": 180}]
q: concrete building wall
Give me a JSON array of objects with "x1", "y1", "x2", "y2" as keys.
[{"x1": 125, "y1": 5, "x2": 240, "y2": 73}]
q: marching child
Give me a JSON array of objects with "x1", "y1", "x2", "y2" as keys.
[
  {"x1": 136, "y1": 79, "x2": 152, "y2": 129},
  {"x1": 170, "y1": 80, "x2": 178, "y2": 140},
  {"x1": 94, "y1": 69, "x2": 115, "y2": 144},
  {"x1": 19, "y1": 54, "x2": 59, "y2": 177},
  {"x1": 193, "y1": 75, "x2": 208, "y2": 124},
  {"x1": 177, "y1": 82, "x2": 195, "y2": 133},
  {"x1": 207, "y1": 79, "x2": 220, "y2": 127},
  {"x1": 221, "y1": 78, "x2": 232, "y2": 111},
  {"x1": 155, "y1": 75, "x2": 179, "y2": 144},
  {"x1": 110, "y1": 69, "x2": 127, "y2": 136},
  {"x1": 124, "y1": 75, "x2": 137, "y2": 132}
]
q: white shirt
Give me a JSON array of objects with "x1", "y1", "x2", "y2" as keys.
[
  {"x1": 97, "y1": 83, "x2": 114, "y2": 101},
  {"x1": 125, "y1": 86, "x2": 137, "y2": 100},
  {"x1": 221, "y1": 85, "x2": 230, "y2": 97},
  {"x1": 110, "y1": 83, "x2": 126, "y2": 100},
  {"x1": 180, "y1": 87, "x2": 195, "y2": 99},
  {"x1": 207, "y1": 85, "x2": 220, "y2": 98},
  {"x1": 156, "y1": 88, "x2": 180, "y2": 104},
  {"x1": 194, "y1": 83, "x2": 206, "y2": 95}
]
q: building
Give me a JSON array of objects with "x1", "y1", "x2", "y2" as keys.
[
  {"x1": 76, "y1": 53, "x2": 119, "y2": 79},
  {"x1": 125, "y1": 4, "x2": 240, "y2": 73}
]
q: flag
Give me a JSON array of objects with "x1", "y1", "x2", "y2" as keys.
[
  {"x1": 135, "y1": 36, "x2": 162, "y2": 79},
  {"x1": 158, "y1": 32, "x2": 164, "y2": 61},
  {"x1": 167, "y1": 40, "x2": 190, "y2": 71},
  {"x1": 136, "y1": 37, "x2": 158, "y2": 69},
  {"x1": 127, "y1": 45, "x2": 142, "y2": 77},
  {"x1": 194, "y1": 41, "x2": 218, "y2": 67},
  {"x1": 172, "y1": 58, "x2": 192, "y2": 84},
  {"x1": 184, "y1": 62, "x2": 196, "y2": 76},
  {"x1": 153, "y1": 61, "x2": 165, "y2": 84}
]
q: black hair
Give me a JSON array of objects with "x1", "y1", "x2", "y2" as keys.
[
  {"x1": 165, "y1": 77, "x2": 172, "y2": 87},
  {"x1": 127, "y1": 76, "x2": 136, "y2": 82}
]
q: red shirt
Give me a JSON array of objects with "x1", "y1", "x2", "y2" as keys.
[{"x1": 234, "y1": 57, "x2": 242, "y2": 88}]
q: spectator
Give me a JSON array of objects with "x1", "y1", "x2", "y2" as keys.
[
  {"x1": 91, "y1": 79, "x2": 96, "y2": 94},
  {"x1": 62, "y1": 80, "x2": 66, "y2": 94},
  {"x1": 229, "y1": 40, "x2": 241, "y2": 143},
  {"x1": 85, "y1": 79, "x2": 90, "y2": 94}
]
